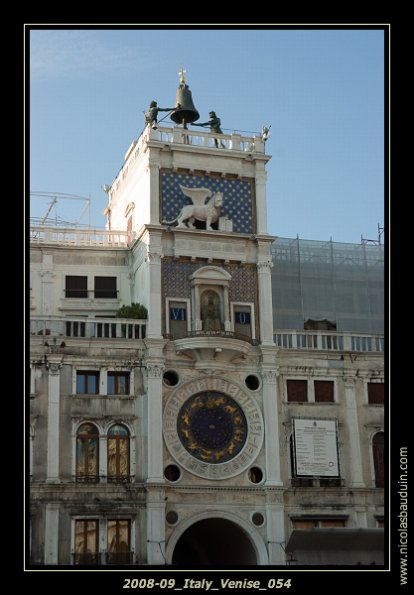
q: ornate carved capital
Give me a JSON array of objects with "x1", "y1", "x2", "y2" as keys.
[
  {"x1": 39, "y1": 270, "x2": 55, "y2": 280},
  {"x1": 145, "y1": 252, "x2": 163, "y2": 265},
  {"x1": 343, "y1": 375, "x2": 356, "y2": 389},
  {"x1": 257, "y1": 261, "x2": 273, "y2": 271},
  {"x1": 147, "y1": 364, "x2": 164, "y2": 378},
  {"x1": 48, "y1": 362, "x2": 62, "y2": 375},
  {"x1": 262, "y1": 370, "x2": 277, "y2": 384}
]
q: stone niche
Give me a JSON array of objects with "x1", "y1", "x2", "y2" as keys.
[{"x1": 189, "y1": 266, "x2": 232, "y2": 332}]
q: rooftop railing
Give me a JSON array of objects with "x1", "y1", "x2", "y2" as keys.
[
  {"x1": 30, "y1": 226, "x2": 132, "y2": 247},
  {"x1": 109, "y1": 123, "x2": 266, "y2": 196}
]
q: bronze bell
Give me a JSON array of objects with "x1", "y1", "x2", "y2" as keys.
[{"x1": 171, "y1": 81, "x2": 200, "y2": 128}]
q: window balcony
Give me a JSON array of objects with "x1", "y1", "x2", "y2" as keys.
[
  {"x1": 171, "y1": 330, "x2": 258, "y2": 363},
  {"x1": 30, "y1": 316, "x2": 146, "y2": 340}
]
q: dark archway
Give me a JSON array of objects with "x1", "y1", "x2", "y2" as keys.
[{"x1": 172, "y1": 518, "x2": 257, "y2": 565}]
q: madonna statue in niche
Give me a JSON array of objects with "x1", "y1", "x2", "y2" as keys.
[{"x1": 201, "y1": 291, "x2": 222, "y2": 331}]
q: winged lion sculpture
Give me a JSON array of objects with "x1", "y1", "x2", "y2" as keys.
[{"x1": 163, "y1": 185, "x2": 223, "y2": 231}]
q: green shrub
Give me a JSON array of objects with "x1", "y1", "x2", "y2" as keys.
[{"x1": 116, "y1": 303, "x2": 148, "y2": 319}]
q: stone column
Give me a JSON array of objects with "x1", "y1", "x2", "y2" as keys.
[
  {"x1": 355, "y1": 507, "x2": 368, "y2": 528},
  {"x1": 257, "y1": 261, "x2": 275, "y2": 346},
  {"x1": 265, "y1": 500, "x2": 286, "y2": 565},
  {"x1": 100, "y1": 434, "x2": 108, "y2": 482},
  {"x1": 46, "y1": 362, "x2": 62, "y2": 483},
  {"x1": 193, "y1": 287, "x2": 202, "y2": 331},
  {"x1": 146, "y1": 251, "x2": 163, "y2": 339},
  {"x1": 255, "y1": 166, "x2": 268, "y2": 234},
  {"x1": 146, "y1": 487, "x2": 166, "y2": 565},
  {"x1": 223, "y1": 287, "x2": 231, "y2": 331},
  {"x1": 262, "y1": 370, "x2": 283, "y2": 486},
  {"x1": 146, "y1": 363, "x2": 165, "y2": 483},
  {"x1": 148, "y1": 155, "x2": 161, "y2": 225},
  {"x1": 40, "y1": 269, "x2": 55, "y2": 317},
  {"x1": 44, "y1": 502, "x2": 59, "y2": 564},
  {"x1": 343, "y1": 376, "x2": 366, "y2": 487}
]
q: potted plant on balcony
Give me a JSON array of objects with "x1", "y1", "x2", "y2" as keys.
[{"x1": 115, "y1": 303, "x2": 148, "y2": 319}]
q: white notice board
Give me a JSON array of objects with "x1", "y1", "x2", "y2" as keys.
[{"x1": 293, "y1": 418, "x2": 339, "y2": 477}]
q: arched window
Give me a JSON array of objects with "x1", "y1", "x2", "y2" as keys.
[
  {"x1": 373, "y1": 432, "x2": 384, "y2": 488},
  {"x1": 107, "y1": 424, "x2": 130, "y2": 482},
  {"x1": 76, "y1": 423, "x2": 99, "y2": 482}
]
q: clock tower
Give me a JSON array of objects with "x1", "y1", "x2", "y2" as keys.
[{"x1": 104, "y1": 71, "x2": 283, "y2": 565}]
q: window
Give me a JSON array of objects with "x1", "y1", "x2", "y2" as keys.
[
  {"x1": 314, "y1": 380, "x2": 334, "y2": 402},
  {"x1": 94, "y1": 276, "x2": 117, "y2": 299},
  {"x1": 107, "y1": 424, "x2": 130, "y2": 482},
  {"x1": 65, "y1": 276, "x2": 87, "y2": 298},
  {"x1": 107, "y1": 520, "x2": 132, "y2": 565},
  {"x1": 292, "y1": 518, "x2": 346, "y2": 529},
  {"x1": 287, "y1": 380, "x2": 307, "y2": 402},
  {"x1": 292, "y1": 519, "x2": 317, "y2": 529},
  {"x1": 234, "y1": 305, "x2": 253, "y2": 339},
  {"x1": 76, "y1": 371, "x2": 99, "y2": 395},
  {"x1": 107, "y1": 372, "x2": 130, "y2": 395},
  {"x1": 74, "y1": 520, "x2": 99, "y2": 565},
  {"x1": 373, "y1": 432, "x2": 384, "y2": 488},
  {"x1": 76, "y1": 423, "x2": 99, "y2": 482},
  {"x1": 168, "y1": 300, "x2": 188, "y2": 339},
  {"x1": 304, "y1": 318, "x2": 336, "y2": 331},
  {"x1": 368, "y1": 383, "x2": 384, "y2": 405}
]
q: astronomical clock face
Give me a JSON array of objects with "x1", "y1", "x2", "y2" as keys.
[
  {"x1": 163, "y1": 376, "x2": 264, "y2": 480},
  {"x1": 177, "y1": 392, "x2": 248, "y2": 464}
]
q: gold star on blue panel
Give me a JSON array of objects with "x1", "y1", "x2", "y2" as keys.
[{"x1": 160, "y1": 173, "x2": 255, "y2": 234}]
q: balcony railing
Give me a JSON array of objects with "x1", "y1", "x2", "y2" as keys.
[
  {"x1": 73, "y1": 552, "x2": 133, "y2": 566},
  {"x1": 74, "y1": 475, "x2": 134, "y2": 484},
  {"x1": 30, "y1": 226, "x2": 133, "y2": 247},
  {"x1": 165, "y1": 329, "x2": 259, "y2": 345},
  {"x1": 106, "y1": 551, "x2": 134, "y2": 565},
  {"x1": 30, "y1": 316, "x2": 146, "y2": 340},
  {"x1": 73, "y1": 553, "x2": 100, "y2": 566},
  {"x1": 274, "y1": 330, "x2": 384, "y2": 353}
]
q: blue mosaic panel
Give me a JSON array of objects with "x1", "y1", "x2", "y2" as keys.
[
  {"x1": 160, "y1": 172, "x2": 255, "y2": 234},
  {"x1": 162, "y1": 259, "x2": 258, "y2": 337}
]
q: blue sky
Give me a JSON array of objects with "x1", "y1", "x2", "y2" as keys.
[{"x1": 29, "y1": 27, "x2": 385, "y2": 243}]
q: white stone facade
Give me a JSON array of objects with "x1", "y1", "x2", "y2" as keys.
[{"x1": 29, "y1": 123, "x2": 384, "y2": 566}]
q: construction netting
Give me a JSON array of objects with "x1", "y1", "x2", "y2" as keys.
[{"x1": 271, "y1": 238, "x2": 384, "y2": 333}]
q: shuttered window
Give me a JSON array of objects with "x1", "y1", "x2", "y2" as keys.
[
  {"x1": 314, "y1": 380, "x2": 334, "y2": 402},
  {"x1": 65, "y1": 276, "x2": 87, "y2": 298},
  {"x1": 287, "y1": 380, "x2": 307, "y2": 402},
  {"x1": 368, "y1": 383, "x2": 384, "y2": 405},
  {"x1": 94, "y1": 277, "x2": 117, "y2": 298}
]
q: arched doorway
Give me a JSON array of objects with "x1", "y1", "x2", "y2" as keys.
[{"x1": 171, "y1": 518, "x2": 258, "y2": 565}]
